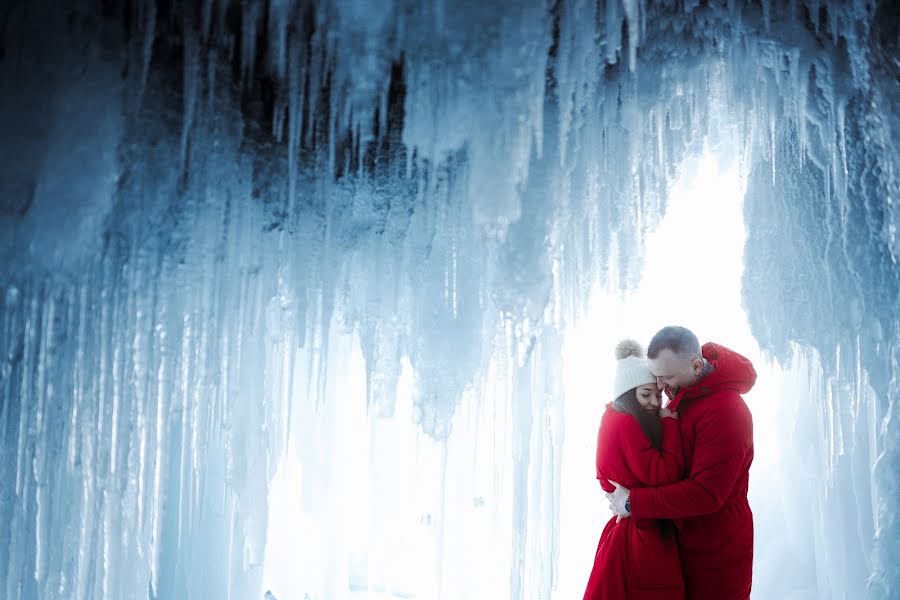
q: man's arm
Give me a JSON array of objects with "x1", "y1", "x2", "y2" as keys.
[
  {"x1": 619, "y1": 414, "x2": 684, "y2": 486},
  {"x1": 628, "y1": 393, "x2": 752, "y2": 520}
]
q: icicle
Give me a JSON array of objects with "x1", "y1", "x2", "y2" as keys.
[
  {"x1": 15, "y1": 292, "x2": 38, "y2": 496},
  {"x1": 809, "y1": 0, "x2": 821, "y2": 36},
  {"x1": 269, "y1": 0, "x2": 290, "y2": 80},
  {"x1": 177, "y1": 313, "x2": 192, "y2": 546},
  {"x1": 605, "y1": 0, "x2": 621, "y2": 64},
  {"x1": 378, "y1": 81, "x2": 389, "y2": 158},
  {"x1": 770, "y1": 109, "x2": 776, "y2": 182},
  {"x1": 135, "y1": 0, "x2": 156, "y2": 114},
  {"x1": 180, "y1": 15, "x2": 200, "y2": 173},
  {"x1": 327, "y1": 63, "x2": 339, "y2": 180},
  {"x1": 834, "y1": 98, "x2": 848, "y2": 218},
  {"x1": 788, "y1": 50, "x2": 808, "y2": 168},
  {"x1": 623, "y1": 0, "x2": 639, "y2": 72},
  {"x1": 305, "y1": 22, "x2": 324, "y2": 152},
  {"x1": 149, "y1": 326, "x2": 165, "y2": 595},
  {"x1": 201, "y1": 0, "x2": 214, "y2": 42},
  {"x1": 67, "y1": 283, "x2": 87, "y2": 471},
  {"x1": 287, "y1": 33, "x2": 302, "y2": 220},
  {"x1": 75, "y1": 467, "x2": 94, "y2": 600},
  {"x1": 451, "y1": 237, "x2": 458, "y2": 319},
  {"x1": 241, "y1": 3, "x2": 261, "y2": 85},
  {"x1": 97, "y1": 261, "x2": 111, "y2": 470},
  {"x1": 829, "y1": 2, "x2": 839, "y2": 46}
]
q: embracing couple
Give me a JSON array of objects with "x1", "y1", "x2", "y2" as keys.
[{"x1": 583, "y1": 326, "x2": 757, "y2": 600}]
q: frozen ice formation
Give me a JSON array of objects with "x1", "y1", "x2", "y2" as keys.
[{"x1": 0, "y1": 1, "x2": 896, "y2": 598}]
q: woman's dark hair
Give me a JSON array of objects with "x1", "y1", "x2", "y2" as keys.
[{"x1": 613, "y1": 387, "x2": 662, "y2": 449}]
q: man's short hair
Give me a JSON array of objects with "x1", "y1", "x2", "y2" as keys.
[{"x1": 648, "y1": 326, "x2": 701, "y2": 359}]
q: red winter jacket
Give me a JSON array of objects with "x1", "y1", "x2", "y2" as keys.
[
  {"x1": 583, "y1": 404, "x2": 686, "y2": 600},
  {"x1": 629, "y1": 343, "x2": 756, "y2": 600}
]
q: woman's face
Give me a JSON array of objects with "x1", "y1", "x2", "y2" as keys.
[{"x1": 635, "y1": 383, "x2": 662, "y2": 412}]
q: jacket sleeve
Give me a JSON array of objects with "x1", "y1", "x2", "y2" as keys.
[
  {"x1": 630, "y1": 393, "x2": 753, "y2": 519},
  {"x1": 595, "y1": 413, "x2": 617, "y2": 493},
  {"x1": 619, "y1": 415, "x2": 684, "y2": 486}
]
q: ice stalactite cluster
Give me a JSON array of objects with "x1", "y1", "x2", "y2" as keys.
[
  {"x1": 739, "y1": 4, "x2": 898, "y2": 597},
  {"x1": 0, "y1": 0, "x2": 896, "y2": 598}
]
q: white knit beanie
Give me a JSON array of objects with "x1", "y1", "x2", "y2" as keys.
[{"x1": 613, "y1": 339, "x2": 657, "y2": 399}]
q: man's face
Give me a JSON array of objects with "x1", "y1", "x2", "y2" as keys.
[{"x1": 648, "y1": 348, "x2": 704, "y2": 393}]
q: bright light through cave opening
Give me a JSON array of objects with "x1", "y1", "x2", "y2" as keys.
[
  {"x1": 557, "y1": 145, "x2": 786, "y2": 599},
  {"x1": 257, "y1": 142, "x2": 795, "y2": 600}
]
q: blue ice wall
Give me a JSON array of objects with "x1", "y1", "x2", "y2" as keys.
[{"x1": 0, "y1": 1, "x2": 896, "y2": 598}]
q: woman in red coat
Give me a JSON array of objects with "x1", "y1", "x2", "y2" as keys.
[{"x1": 583, "y1": 340, "x2": 685, "y2": 600}]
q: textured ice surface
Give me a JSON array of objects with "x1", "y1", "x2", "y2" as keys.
[{"x1": 0, "y1": 1, "x2": 896, "y2": 599}]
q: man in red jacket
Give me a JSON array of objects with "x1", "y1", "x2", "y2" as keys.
[{"x1": 608, "y1": 326, "x2": 756, "y2": 600}]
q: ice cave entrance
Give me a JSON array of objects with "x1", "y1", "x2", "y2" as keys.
[
  {"x1": 557, "y1": 145, "x2": 784, "y2": 598},
  {"x1": 258, "y1": 144, "x2": 789, "y2": 600}
]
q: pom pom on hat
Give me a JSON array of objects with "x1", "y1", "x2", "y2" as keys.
[{"x1": 615, "y1": 339, "x2": 645, "y2": 360}]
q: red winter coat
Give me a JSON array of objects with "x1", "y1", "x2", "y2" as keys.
[
  {"x1": 583, "y1": 405, "x2": 686, "y2": 600},
  {"x1": 630, "y1": 343, "x2": 756, "y2": 600}
]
